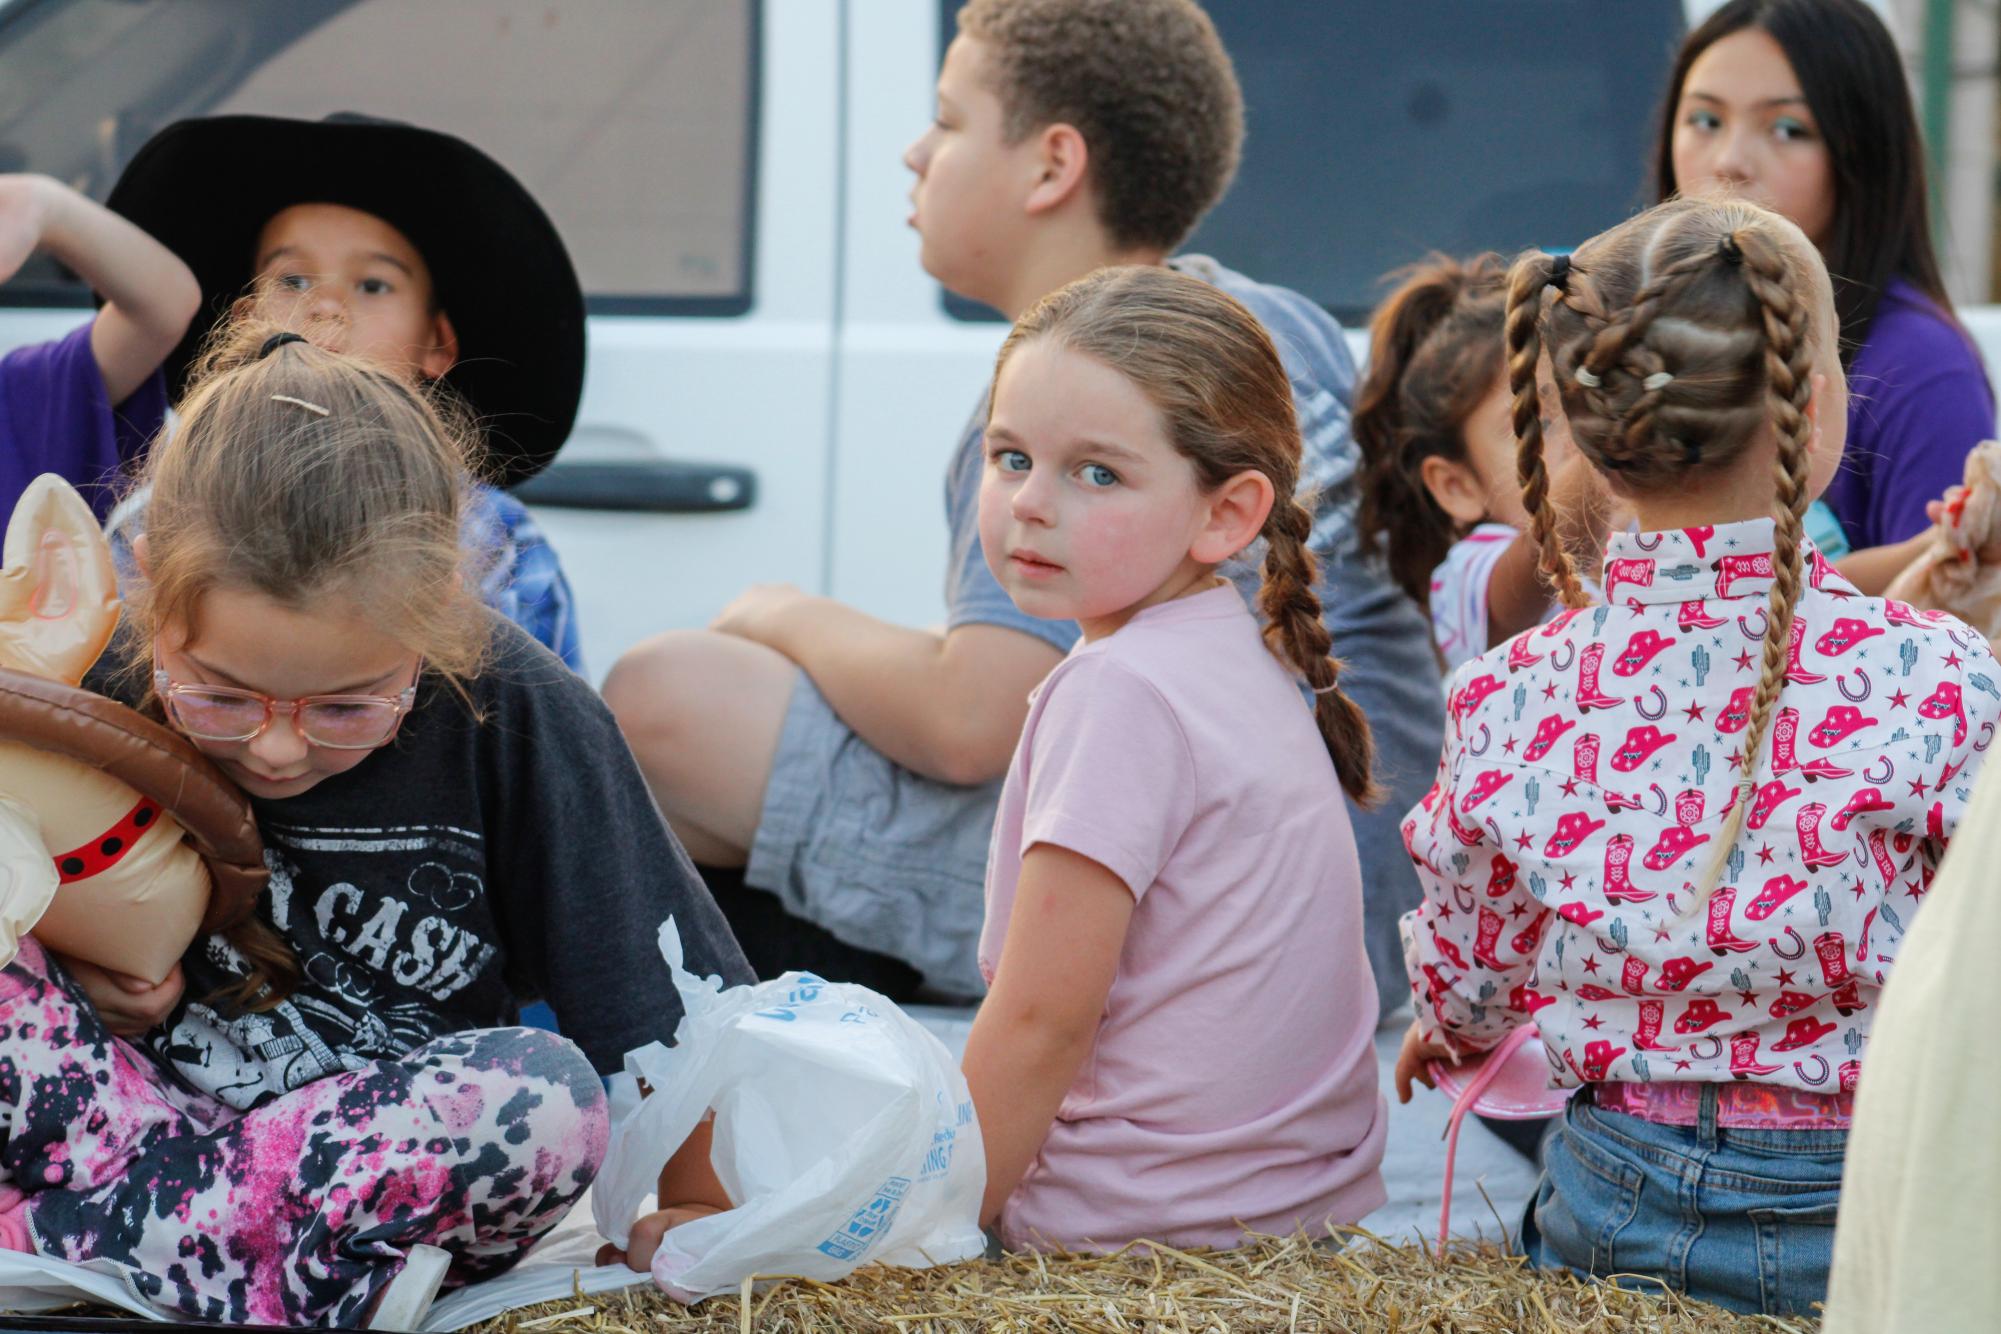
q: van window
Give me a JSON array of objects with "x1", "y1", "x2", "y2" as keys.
[
  {"x1": 0, "y1": 0, "x2": 757, "y2": 313},
  {"x1": 939, "y1": 0, "x2": 1683, "y2": 322}
]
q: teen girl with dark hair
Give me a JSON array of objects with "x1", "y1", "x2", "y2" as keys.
[{"x1": 1653, "y1": 0, "x2": 1994, "y2": 557}]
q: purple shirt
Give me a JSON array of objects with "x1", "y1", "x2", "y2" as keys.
[
  {"x1": 0, "y1": 320, "x2": 169, "y2": 523},
  {"x1": 1824, "y1": 279, "x2": 1996, "y2": 548}
]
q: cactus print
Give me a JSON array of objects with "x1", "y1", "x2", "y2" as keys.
[
  {"x1": 1402, "y1": 519, "x2": 1999, "y2": 1094},
  {"x1": 0, "y1": 940, "x2": 607, "y2": 1327}
]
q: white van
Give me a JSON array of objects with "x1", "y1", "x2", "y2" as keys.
[{"x1": 1, "y1": 0, "x2": 1981, "y2": 677}]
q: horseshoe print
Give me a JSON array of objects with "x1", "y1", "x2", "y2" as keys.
[
  {"x1": 1636, "y1": 686, "x2": 1669, "y2": 720},
  {"x1": 1837, "y1": 668, "x2": 1871, "y2": 703},
  {"x1": 1863, "y1": 756, "x2": 1894, "y2": 784},
  {"x1": 1550, "y1": 641, "x2": 1577, "y2": 671},
  {"x1": 1977, "y1": 721, "x2": 1995, "y2": 754},
  {"x1": 1689, "y1": 1035, "x2": 1724, "y2": 1061},
  {"x1": 1771, "y1": 926, "x2": 1807, "y2": 961},
  {"x1": 1648, "y1": 783, "x2": 1670, "y2": 816},
  {"x1": 1793, "y1": 1055, "x2": 1830, "y2": 1087},
  {"x1": 1947, "y1": 627, "x2": 1973, "y2": 652},
  {"x1": 1452, "y1": 881, "x2": 1476, "y2": 912},
  {"x1": 1738, "y1": 609, "x2": 1769, "y2": 641},
  {"x1": 1635, "y1": 532, "x2": 1665, "y2": 551},
  {"x1": 1468, "y1": 724, "x2": 1492, "y2": 757}
]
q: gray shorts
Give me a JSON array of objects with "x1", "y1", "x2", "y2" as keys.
[{"x1": 745, "y1": 676, "x2": 998, "y2": 997}]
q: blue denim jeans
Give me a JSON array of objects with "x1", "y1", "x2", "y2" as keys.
[{"x1": 1521, "y1": 1088, "x2": 1847, "y2": 1316}]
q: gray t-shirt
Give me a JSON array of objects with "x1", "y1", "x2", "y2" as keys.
[{"x1": 941, "y1": 256, "x2": 1445, "y2": 1015}]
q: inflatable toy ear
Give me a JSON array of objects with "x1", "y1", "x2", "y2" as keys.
[
  {"x1": 0, "y1": 474, "x2": 119, "y2": 686},
  {"x1": 0, "y1": 475, "x2": 265, "y2": 983}
]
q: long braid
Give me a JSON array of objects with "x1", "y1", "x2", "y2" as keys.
[
  {"x1": 1505, "y1": 252, "x2": 1589, "y2": 609},
  {"x1": 1692, "y1": 227, "x2": 1818, "y2": 901},
  {"x1": 1260, "y1": 489, "x2": 1380, "y2": 805}
]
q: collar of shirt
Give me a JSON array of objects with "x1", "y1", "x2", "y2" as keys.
[{"x1": 1599, "y1": 517, "x2": 1855, "y2": 607}]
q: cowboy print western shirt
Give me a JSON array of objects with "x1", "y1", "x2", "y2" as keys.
[{"x1": 1400, "y1": 518, "x2": 1999, "y2": 1094}]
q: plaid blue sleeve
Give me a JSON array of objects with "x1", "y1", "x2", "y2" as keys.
[{"x1": 464, "y1": 485, "x2": 585, "y2": 674}]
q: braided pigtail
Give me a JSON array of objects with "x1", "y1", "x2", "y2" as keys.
[
  {"x1": 1505, "y1": 251, "x2": 1589, "y2": 609},
  {"x1": 1260, "y1": 490, "x2": 1380, "y2": 806},
  {"x1": 1692, "y1": 227, "x2": 1817, "y2": 902}
]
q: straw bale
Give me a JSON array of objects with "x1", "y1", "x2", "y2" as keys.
[{"x1": 472, "y1": 1231, "x2": 1818, "y2": 1333}]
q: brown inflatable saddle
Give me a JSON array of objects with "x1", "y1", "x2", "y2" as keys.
[{"x1": 0, "y1": 474, "x2": 264, "y2": 983}]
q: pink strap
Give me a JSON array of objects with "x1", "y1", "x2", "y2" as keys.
[{"x1": 1436, "y1": 1024, "x2": 1541, "y2": 1251}]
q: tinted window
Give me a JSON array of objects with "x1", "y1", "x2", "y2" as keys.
[
  {"x1": 0, "y1": 0, "x2": 757, "y2": 313},
  {"x1": 940, "y1": 1, "x2": 1684, "y2": 321}
]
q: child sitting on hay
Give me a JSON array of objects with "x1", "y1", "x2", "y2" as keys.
[
  {"x1": 1395, "y1": 196, "x2": 2000, "y2": 1318},
  {"x1": 957, "y1": 265, "x2": 1388, "y2": 1252}
]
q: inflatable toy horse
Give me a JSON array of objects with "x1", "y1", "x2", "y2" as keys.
[{"x1": 0, "y1": 474, "x2": 264, "y2": 983}]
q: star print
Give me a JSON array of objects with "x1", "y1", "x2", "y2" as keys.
[
  {"x1": 1682, "y1": 701, "x2": 1706, "y2": 722},
  {"x1": 1757, "y1": 844, "x2": 1775, "y2": 865},
  {"x1": 1908, "y1": 777, "x2": 1929, "y2": 798},
  {"x1": 1776, "y1": 968, "x2": 1796, "y2": 986},
  {"x1": 1674, "y1": 1058, "x2": 1694, "y2": 1071},
  {"x1": 1582, "y1": 1013, "x2": 1605, "y2": 1030},
  {"x1": 1502, "y1": 735, "x2": 1519, "y2": 754},
  {"x1": 1508, "y1": 902, "x2": 1528, "y2": 919},
  {"x1": 1437, "y1": 903, "x2": 1454, "y2": 922},
  {"x1": 1739, "y1": 990, "x2": 1759, "y2": 1006},
  {"x1": 1905, "y1": 879, "x2": 1925, "y2": 899},
  {"x1": 1733, "y1": 650, "x2": 1755, "y2": 671},
  {"x1": 1581, "y1": 956, "x2": 1601, "y2": 975},
  {"x1": 1889, "y1": 690, "x2": 1910, "y2": 709},
  {"x1": 1944, "y1": 651, "x2": 1964, "y2": 669},
  {"x1": 1728, "y1": 753, "x2": 1744, "y2": 771},
  {"x1": 1542, "y1": 682, "x2": 1560, "y2": 700},
  {"x1": 1850, "y1": 881, "x2": 1867, "y2": 900},
  {"x1": 1560, "y1": 778, "x2": 1579, "y2": 797},
  {"x1": 1515, "y1": 831, "x2": 1534, "y2": 851},
  {"x1": 1653, "y1": 925, "x2": 1673, "y2": 942},
  {"x1": 1560, "y1": 872, "x2": 1577, "y2": 892}
]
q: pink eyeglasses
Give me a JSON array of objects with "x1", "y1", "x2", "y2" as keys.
[{"x1": 153, "y1": 659, "x2": 421, "y2": 750}]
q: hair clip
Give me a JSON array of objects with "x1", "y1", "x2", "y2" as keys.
[
  {"x1": 1573, "y1": 367, "x2": 1602, "y2": 388},
  {"x1": 259, "y1": 330, "x2": 310, "y2": 359},
  {"x1": 270, "y1": 394, "x2": 331, "y2": 417},
  {"x1": 1643, "y1": 371, "x2": 1674, "y2": 391}
]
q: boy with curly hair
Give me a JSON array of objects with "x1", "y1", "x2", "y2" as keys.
[{"x1": 605, "y1": 0, "x2": 1442, "y2": 1016}]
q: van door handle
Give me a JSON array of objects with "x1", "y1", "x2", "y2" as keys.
[{"x1": 513, "y1": 460, "x2": 758, "y2": 513}]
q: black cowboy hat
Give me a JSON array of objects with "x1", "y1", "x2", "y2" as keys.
[{"x1": 106, "y1": 113, "x2": 585, "y2": 489}]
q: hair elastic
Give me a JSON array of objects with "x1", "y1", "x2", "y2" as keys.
[
  {"x1": 1574, "y1": 366, "x2": 1602, "y2": 388},
  {"x1": 270, "y1": 394, "x2": 331, "y2": 417},
  {"x1": 1643, "y1": 371, "x2": 1674, "y2": 391},
  {"x1": 1310, "y1": 681, "x2": 1344, "y2": 695},
  {"x1": 1718, "y1": 233, "x2": 1745, "y2": 266},
  {"x1": 1546, "y1": 253, "x2": 1572, "y2": 291},
  {"x1": 258, "y1": 330, "x2": 309, "y2": 359}
]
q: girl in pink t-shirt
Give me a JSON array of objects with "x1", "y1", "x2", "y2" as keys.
[{"x1": 961, "y1": 265, "x2": 1388, "y2": 1253}]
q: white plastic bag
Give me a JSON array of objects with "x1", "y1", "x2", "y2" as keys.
[{"x1": 592, "y1": 918, "x2": 988, "y2": 1302}]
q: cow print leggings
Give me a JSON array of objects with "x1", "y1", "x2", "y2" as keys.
[{"x1": 0, "y1": 939, "x2": 607, "y2": 1327}]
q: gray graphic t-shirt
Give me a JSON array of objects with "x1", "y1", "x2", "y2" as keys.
[{"x1": 101, "y1": 617, "x2": 753, "y2": 1110}]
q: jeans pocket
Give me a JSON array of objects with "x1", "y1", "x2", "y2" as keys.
[
  {"x1": 1746, "y1": 1199, "x2": 1838, "y2": 1317},
  {"x1": 1534, "y1": 1105, "x2": 1648, "y2": 1278}
]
